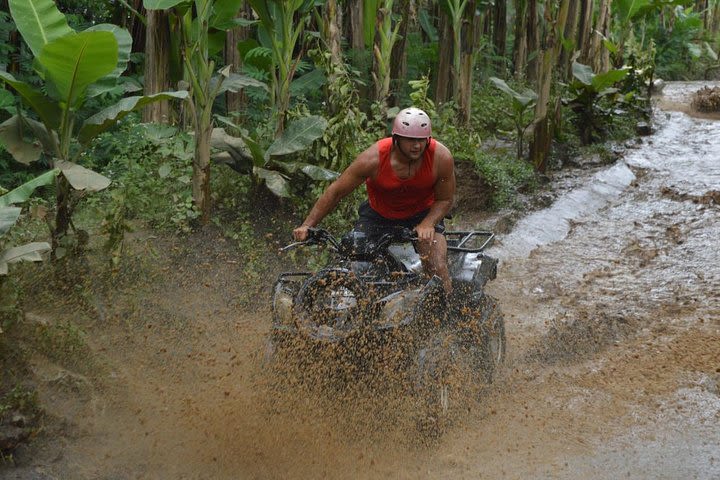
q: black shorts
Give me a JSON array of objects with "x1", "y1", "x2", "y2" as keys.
[{"x1": 355, "y1": 201, "x2": 445, "y2": 238}]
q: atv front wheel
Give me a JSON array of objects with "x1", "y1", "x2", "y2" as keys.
[
  {"x1": 414, "y1": 334, "x2": 461, "y2": 435},
  {"x1": 477, "y1": 295, "x2": 506, "y2": 383},
  {"x1": 293, "y1": 268, "x2": 369, "y2": 343}
]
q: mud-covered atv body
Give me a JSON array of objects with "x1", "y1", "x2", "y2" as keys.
[{"x1": 268, "y1": 227, "x2": 505, "y2": 427}]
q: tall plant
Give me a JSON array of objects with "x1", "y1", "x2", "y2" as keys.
[
  {"x1": 439, "y1": 0, "x2": 470, "y2": 101},
  {"x1": 0, "y1": 0, "x2": 188, "y2": 254},
  {"x1": 371, "y1": 0, "x2": 401, "y2": 108},
  {"x1": 247, "y1": 0, "x2": 320, "y2": 136},
  {"x1": 489, "y1": 78, "x2": 538, "y2": 159},
  {"x1": 144, "y1": 0, "x2": 268, "y2": 224},
  {"x1": 566, "y1": 61, "x2": 629, "y2": 144}
]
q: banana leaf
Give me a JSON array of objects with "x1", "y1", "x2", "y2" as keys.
[
  {"x1": 210, "y1": 72, "x2": 269, "y2": 95},
  {"x1": 78, "y1": 91, "x2": 188, "y2": 144},
  {"x1": 300, "y1": 164, "x2": 338, "y2": 181},
  {"x1": 289, "y1": 69, "x2": 326, "y2": 97},
  {"x1": 0, "y1": 115, "x2": 42, "y2": 165},
  {"x1": 0, "y1": 71, "x2": 62, "y2": 129},
  {"x1": 39, "y1": 30, "x2": 118, "y2": 107},
  {"x1": 8, "y1": 0, "x2": 73, "y2": 58},
  {"x1": 0, "y1": 207, "x2": 21, "y2": 236},
  {"x1": 0, "y1": 90, "x2": 14, "y2": 112},
  {"x1": 254, "y1": 167, "x2": 290, "y2": 197},
  {"x1": 265, "y1": 115, "x2": 328, "y2": 159},
  {"x1": 210, "y1": 0, "x2": 245, "y2": 29},
  {"x1": 56, "y1": 160, "x2": 111, "y2": 192},
  {"x1": 85, "y1": 24, "x2": 133, "y2": 98},
  {"x1": 0, "y1": 242, "x2": 51, "y2": 275},
  {"x1": 0, "y1": 170, "x2": 59, "y2": 208},
  {"x1": 144, "y1": 0, "x2": 190, "y2": 9}
]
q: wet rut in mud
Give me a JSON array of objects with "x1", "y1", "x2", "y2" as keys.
[{"x1": 4, "y1": 81, "x2": 720, "y2": 480}]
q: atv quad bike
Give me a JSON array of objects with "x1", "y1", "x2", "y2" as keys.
[{"x1": 268, "y1": 226, "x2": 506, "y2": 429}]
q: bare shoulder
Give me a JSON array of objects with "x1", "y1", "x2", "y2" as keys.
[
  {"x1": 347, "y1": 142, "x2": 380, "y2": 177},
  {"x1": 432, "y1": 140, "x2": 455, "y2": 171}
]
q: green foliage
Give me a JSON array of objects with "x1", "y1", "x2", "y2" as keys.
[
  {"x1": 404, "y1": 32, "x2": 439, "y2": 98},
  {"x1": 565, "y1": 62, "x2": 629, "y2": 145},
  {"x1": 472, "y1": 150, "x2": 536, "y2": 208},
  {"x1": 244, "y1": 0, "x2": 319, "y2": 134},
  {"x1": 86, "y1": 121, "x2": 199, "y2": 233},
  {"x1": 0, "y1": 385, "x2": 39, "y2": 418},
  {"x1": 0, "y1": 172, "x2": 57, "y2": 276},
  {"x1": 371, "y1": 0, "x2": 401, "y2": 106},
  {"x1": 214, "y1": 114, "x2": 334, "y2": 199},
  {"x1": 1, "y1": 0, "x2": 187, "y2": 251},
  {"x1": 34, "y1": 320, "x2": 92, "y2": 371},
  {"x1": 408, "y1": 76, "x2": 436, "y2": 115},
  {"x1": 309, "y1": 48, "x2": 369, "y2": 172},
  {"x1": 469, "y1": 81, "x2": 518, "y2": 137},
  {"x1": 100, "y1": 190, "x2": 132, "y2": 269},
  {"x1": 488, "y1": 77, "x2": 538, "y2": 159},
  {"x1": 648, "y1": 5, "x2": 707, "y2": 79}
]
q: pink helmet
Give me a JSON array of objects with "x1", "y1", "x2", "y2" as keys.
[{"x1": 392, "y1": 107, "x2": 432, "y2": 138}]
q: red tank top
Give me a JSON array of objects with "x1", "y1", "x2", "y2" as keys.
[{"x1": 366, "y1": 137, "x2": 437, "y2": 219}]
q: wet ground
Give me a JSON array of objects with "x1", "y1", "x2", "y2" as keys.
[{"x1": 2, "y1": 81, "x2": 720, "y2": 479}]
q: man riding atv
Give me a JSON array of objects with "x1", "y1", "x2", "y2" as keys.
[{"x1": 293, "y1": 107, "x2": 456, "y2": 294}]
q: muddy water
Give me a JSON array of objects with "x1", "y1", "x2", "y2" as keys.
[
  {"x1": 8, "y1": 82, "x2": 720, "y2": 480},
  {"x1": 481, "y1": 80, "x2": 720, "y2": 478}
]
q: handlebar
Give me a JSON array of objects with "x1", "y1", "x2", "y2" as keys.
[
  {"x1": 280, "y1": 227, "x2": 340, "y2": 252},
  {"x1": 282, "y1": 228, "x2": 494, "y2": 254}
]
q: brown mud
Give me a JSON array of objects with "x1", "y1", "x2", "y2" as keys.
[{"x1": 2, "y1": 81, "x2": 720, "y2": 479}]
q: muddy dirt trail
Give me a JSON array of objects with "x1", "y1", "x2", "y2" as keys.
[{"x1": 4, "y1": 82, "x2": 720, "y2": 480}]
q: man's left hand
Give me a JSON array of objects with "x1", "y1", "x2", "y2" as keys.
[{"x1": 414, "y1": 223, "x2": 435, "y2": 241}]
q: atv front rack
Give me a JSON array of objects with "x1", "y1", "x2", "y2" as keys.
[{"x1": 444, "y1": 231, "x2": 494, "y2": 252}]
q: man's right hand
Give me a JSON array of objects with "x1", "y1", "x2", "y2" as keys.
[{"x1": 293, "y1": 225, "x2": 311, "y2": 241}]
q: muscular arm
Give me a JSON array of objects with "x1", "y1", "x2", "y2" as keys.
[
  {"x1": 293, "y1": 145, "x2": 378, "y2": 240},
  {"x1": 415, "y1": 142, "x2": 455, "y2": 240}
]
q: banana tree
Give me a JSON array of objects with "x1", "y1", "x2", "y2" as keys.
[
  {"x1": 565, "y1": 61, "x2": 629, "y2": 145},
  {"x1": 144, "y1": 0, "x2": 268, "y2": 224},
  {"x1": 0, "y1": 0, "x2": 188, "y2": 255},
  {"x1": 439, "y1": 0, "x2": 470, "y2": 101},
  {"x1": 371, "y1": 0, "x2": 401, "y2": 108},
  {"x1": 214, "y1": 114, "x2": 336, "y2": 198},
  {"x1": 247, "y1": 0, "x2": 321, "y2": 136},
  {"x1": 489, "y1": 77, "x2": 538, "y2": 159}
]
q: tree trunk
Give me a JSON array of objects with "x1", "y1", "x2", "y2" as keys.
[
  {"x1": 492, "y1": 0, "x2": 507, "y2": 74},
  {"x1": 122, "y1": 0, "x2": 145, "y2": 75},
  {"x1": 348, "y1": 0, "x2": 365, "y2": 50},
  {"x1": 589, "y1": 0, "x2": 612, "y2": 73},
  {"x1": 143, "y1": 9, "x2": 172, "y2": 123},
  {"x1": 529, "y1": 0, "x2": 570, "y2": 172},
  {"x1": 325, "y1": 0, "x2": 344, "y2": 69},
  {"x1": 51, "y1": 176, "x2": 71, "y2": 257},
  {"x1": 225, "y1": 1, "x2": 252, "y2": 115},
  {"x1": 558, "y1": 0, "x2": 579, "y2": 80},
  {"x1": 193, "y1": 124, "x2": 212, "y2": 224},
  {"x1": 526, "y1": 0, "x2": 540, "y2": 83},
  {"x1": 513, "y1": 0, "x2": 528, "y2": 79},
  {"x1": 435, "y1": 9, "x2": 453, "y2": 103},
  {"x1": 459, "y1": 1, "x2": 479, "y2": 124},
  {"x1": 577, "y1": 0, "x2": 594, "y2": 64},
  {"x1": 390, "y1": 0, "x2": 411, "y2": 107},
  {"x1": 712, "y1": 2, "x2": 720, "y2": 38},
  {"x1": 4, "y1": 0, "x2": 20, "y2": 76}
]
